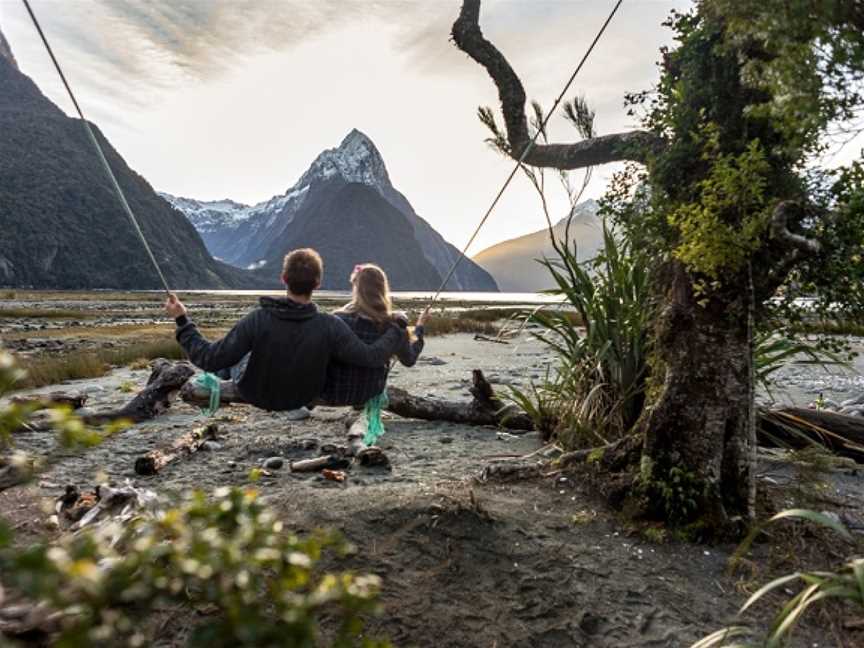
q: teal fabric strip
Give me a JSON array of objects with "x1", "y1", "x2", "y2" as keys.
[
  {"x1": 362, "y1": 391, "x2": 389, "y2": 446},
  {"x1": 194, "y1": 372, "x2": 221, "y2": 417}
]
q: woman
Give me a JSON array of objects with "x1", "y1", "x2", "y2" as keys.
[{"x1": 320, "y1": 263, "x2": 428, "y2": 454}]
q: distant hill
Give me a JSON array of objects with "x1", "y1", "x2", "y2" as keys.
[
  {"x1": 163, "y1": 130, "x2": 498, "y2": 291},
  {"x1": 0, "y1": 29, "x2": 258, "y2": 290},
  {"x1": 472, "y1": 200, "x2": 603, "y2": 292}
]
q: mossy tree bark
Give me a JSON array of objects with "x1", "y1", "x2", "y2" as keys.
[{"x1": 635, "y1": 263, "x2": 755, "y2": 525}]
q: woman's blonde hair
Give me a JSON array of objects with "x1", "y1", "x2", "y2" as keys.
[{"x1": 341, "y1": 263, "x2": 392, "y2": 325}]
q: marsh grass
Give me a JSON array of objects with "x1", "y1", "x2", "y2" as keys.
[
  {"x1": 0, "y1": 308, "x2": 95, "y2": 320},
  {"x1": 420, "y1": 316, "x2": 498, "y2": 337},
  {"x1": 16, "y1": 339, "x2": 185, "y2": 389}
]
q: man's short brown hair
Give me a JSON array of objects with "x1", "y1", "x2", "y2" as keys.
[{"x1": 282, "y1": 248, "x2": 323, "y2": 296}]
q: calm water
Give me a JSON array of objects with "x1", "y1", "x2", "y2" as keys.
[{"x1": 183, "y1": 290, "x2": 561, "y2": 305}]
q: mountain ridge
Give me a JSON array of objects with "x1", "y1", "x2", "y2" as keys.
[
  {"x1": 472, "y1": 200, "x2": 604, "y2": 292},
  {"x1": 0, "y1": 31, "x2": 255, "y2": 289}
]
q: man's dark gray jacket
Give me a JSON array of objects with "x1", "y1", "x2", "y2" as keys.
[{"x1": 175, "y1": 297, "x2": 404, "y2": 411}]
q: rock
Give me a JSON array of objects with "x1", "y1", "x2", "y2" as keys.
[
  {"x1": 421, "y1": 357, "x2": 447, "y2": 366},
  {"x1": 200, "y1": 441, "x2": 222, "y2": 452},
  {"x1": 74, "y1": 407, "x2": 95, "y2": 417},
  {"x1": 83, "y1": 385, "x2": 105, "y2": 394},
  {"x1": 263, "y1": 457, "x2": 284, "y2": 470}
]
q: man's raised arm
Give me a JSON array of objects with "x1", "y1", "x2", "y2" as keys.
[{"x1": 166, "y1": 294, "x2": 255, "y2": 373}]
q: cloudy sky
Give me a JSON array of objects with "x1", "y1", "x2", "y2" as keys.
[{"x1": 2, "y1": 0, "x2": 696, "y2": 252}]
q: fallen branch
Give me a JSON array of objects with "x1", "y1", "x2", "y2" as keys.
[{"x1": 134, "y1": 423, "x2": 219, "y2": 476}]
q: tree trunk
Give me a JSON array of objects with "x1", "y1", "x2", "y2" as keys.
[{"x1": 636, "y1": 265, "x2": 754, "y2": 527}]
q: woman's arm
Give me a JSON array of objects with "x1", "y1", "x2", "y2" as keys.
[{"x1": 394, "y1": 307, "x2": 429, "y2": 367}]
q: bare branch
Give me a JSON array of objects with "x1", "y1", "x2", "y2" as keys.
[
  {"x1": 769, "y1": 201, "x2": 822, "y2": 255},
  {"x1": 451, "y1": 0, "x2": 664, "y2": 169}
]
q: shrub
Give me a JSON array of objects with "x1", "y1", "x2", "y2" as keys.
[
  {"x1": 509, "y1": 226, "x2": 652, "y2": 447},
  {"x1": 0, "y1": 347, "x2": 389, "y2": 647}
]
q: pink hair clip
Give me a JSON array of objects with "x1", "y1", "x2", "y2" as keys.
[{"x1": 353, "y1": 264, "x2": 364, "y2": 273}]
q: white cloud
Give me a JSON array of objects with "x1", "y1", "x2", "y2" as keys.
[{"x1": 1, "y1": 0, "x2": 690, "y2": 254}]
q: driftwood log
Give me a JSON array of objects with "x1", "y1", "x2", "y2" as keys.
[
  {"x1": 387, "y1": 370, "x2": 533, "y2": 431},
  {"x1": 85, "y1": 359, "x2": 195, "y2": 425},
  {"x1": 134, "y1": 423, "x2": 219, "y2": 476},
  {"x1": 173, "y1": 361, "x2": 864, "y2": 461},
  {"x1": 180, "y1": 368, "x2": 534, "y2": 432},
  {"x1": 759, "y1": 407, "x2": 864, "y2": 462}
]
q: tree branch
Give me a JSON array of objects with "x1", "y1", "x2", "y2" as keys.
[
  {"x1": 451, "y1": 0, "x2": 663, "y2": 169},
  {"x1": 769, "y1": 201, "x2": 821, "y2": 255}
]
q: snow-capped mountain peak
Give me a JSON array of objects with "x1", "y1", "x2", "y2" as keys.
[
  {"x1": 162, "y1": 129, "x2": 499, "y2": 291},
  {"x1": 298, "y1": 128, "x2": 390, "y2": 191}
]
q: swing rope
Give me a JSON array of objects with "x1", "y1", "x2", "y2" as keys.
[
  {"x1": 425, "y1": 0, "x2": 624, "y2": 312},
  {"x1": 21, "y1": 0, "x2": 172, "y2": 296}
]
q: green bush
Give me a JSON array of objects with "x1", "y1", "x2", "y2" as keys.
[{"x1": 1, "y1": 488, "x2": 388, "y2": 648}]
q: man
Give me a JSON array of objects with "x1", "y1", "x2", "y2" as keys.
[{"x1": 164, "y1": 248, "x2": 405, "y2": 412}]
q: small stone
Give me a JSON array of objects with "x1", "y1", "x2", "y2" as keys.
[
  {"x1": 227, "y1": 461, "x2": 237, "y2": 469},
  {"x1": 200, "y1": 441, "x2": 222, "y2": 452},
  {"x1": 439, "y1": 437, "x2": 454, "y2": 444},
  {"x1": 263, "y1": 457, "x2": 284, "y2": 470},
  {"x1": 83, "y1": 385, "x2": 105, "y2": 394},
  {"x1": 45, "y1": 515, "x2": 60, "y2": 530},
  {"x1": 74, "y1": 407, "x2": 95, "y2": 417},
  {"x1": 422, "y1": 357, "x2": 447, "y2": 366}
]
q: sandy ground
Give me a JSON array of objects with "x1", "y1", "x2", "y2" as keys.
[{"x1": 2, "y1": 294, "x2": 863, "y2": 646}]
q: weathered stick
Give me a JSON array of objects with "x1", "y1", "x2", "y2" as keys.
[
  {"x1": 134, "y1": 423, "x2": 218, "y2": 476},
  {"x1": 290, "y1": 455, "x2": 351, "y2": 473},
  {"x1": 11, "y1": 392, "x2": 87, "y2": 410}
]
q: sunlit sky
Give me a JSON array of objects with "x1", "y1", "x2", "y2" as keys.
[{"x1": 3, "y1": 0, "x2": 859, "y2": 254}]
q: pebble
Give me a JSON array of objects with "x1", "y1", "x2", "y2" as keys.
[
  {"x1": 422, "y1": 357, "x2": 447, "y2": 366},
  {"x1": 439, "y1": 437, "x2": 454, "y2": 444},
  {"x1": 74, "y1": 407, "x2": 95, "y2": 417},
  {"x1": 83, "y1": 385, "x2": 105, "y2": 394},
  {"x1": 263, "y1": 457, "x2": 284, "y2": 470},
  {"x1": 200, "y1": 441, "x2": 222, "y2": 452}
]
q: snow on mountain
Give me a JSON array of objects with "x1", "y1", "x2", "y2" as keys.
[{"x1": 163, "y1": 129, "x2": 498, "y2": 291}]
